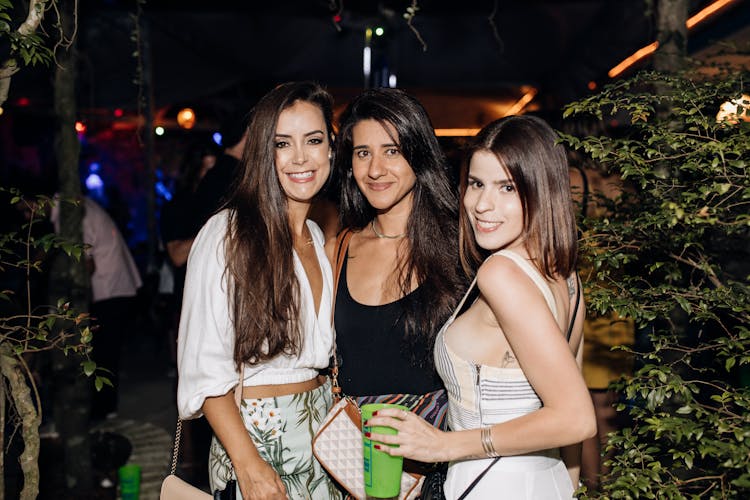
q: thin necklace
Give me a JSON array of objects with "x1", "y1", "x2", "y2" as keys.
[
  {"x1": 294, "y1": 227, "x2": 314, "y2": 247},
  {"x1": 371, "y1": 220, "x2": 406, "y2": 239},
  {"x1": 294, "y1": 238, "x2": 313, "y2": 250}
]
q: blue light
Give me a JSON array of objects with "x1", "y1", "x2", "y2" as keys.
[
  {"x1": 213, "y1": 132, "x2": 223, "y2": 146},
  {"x1": 89, "y1": 162, "x2": 101, "y2": 173},
  {"x1": 155, "y1": 181, "x2": 173, "y2": 201},
  {"x1": 85, "y1": 173, "x2": 104, "y2": 191}
]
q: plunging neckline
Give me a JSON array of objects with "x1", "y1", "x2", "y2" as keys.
[{"x1": 292, "y1": 220, "x2": 326, "y2": 322}]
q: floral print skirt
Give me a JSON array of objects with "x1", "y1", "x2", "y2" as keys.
[{"x1": 208, "y1": 379, "x2": 343, "y2": 499}]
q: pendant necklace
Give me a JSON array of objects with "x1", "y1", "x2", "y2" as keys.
[
  {"x1": 370, "y1": 220, "x2": 406, "y2": 240},
  {"x1": 295, "y1": 228, "x2": 314, "y2": 248}
]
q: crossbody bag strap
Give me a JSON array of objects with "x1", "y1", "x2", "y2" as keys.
[
  {"x1": 456, "y1": 456, "x2": 501, "y2": 500},
  {"x1": 170, "y1": 365, "x2": 246, "y2": 475},
  {"x1": 169, "y1": 419, "x2": 183, "y2": 475},
  {"x1": 565, "y1": 272, "x2": 581, "y2": 342},
  {"x1": 330, "y1": 228, "x2": 354, "y2": 398}
]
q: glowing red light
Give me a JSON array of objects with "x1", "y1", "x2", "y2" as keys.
[
  {"x1": 75, "y1": 121, "x2": 86, "y2": 134},
  {"x1": 587, "y1": 81, "x2": 597, "y2": 91},
  {"x1": 333, "y1": 14, "x2": 342, "y2": 23},
  {"x1": 17, "y1": 97, "x2": 30, "y2": 106},
  {"x1": 114, "y1": 108, "x2": 124, "y2": 117}
]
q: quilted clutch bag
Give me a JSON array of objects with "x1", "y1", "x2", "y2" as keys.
[{"x1": 312, "y1": 397, "x2": 423, "y2": 499}]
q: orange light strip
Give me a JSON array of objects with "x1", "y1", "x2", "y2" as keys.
[
  {"x1": 504, "y1": 88, "x2": 538, "y2": 116},
  {"x1": 608, "y1": 0, "x2": 738, "y2": 78},
  {"x1": 434, "y1": 128, "x2": 481, "y2": 137},
  {"x1": 687, "y1": 0, "x2": 735, "y2": 28},
  {"x1": 608, "y1": 42, "x2": 659, "y2": 78}
]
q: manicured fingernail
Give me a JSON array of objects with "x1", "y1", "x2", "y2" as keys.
[
  {"x1": 374, "y1": 444, "x2": 382, "y2": 450},
  {"x1": 364, "y1": 432, "x2": 371, "y2": 438},
  {"x1": 373, "y1": 411, "x2": 379, "y2": 416}
]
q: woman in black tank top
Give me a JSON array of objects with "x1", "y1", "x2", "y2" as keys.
[
  {"x1": 333, "y1": 88, "x2": 464, "y2": 402},
  {"x1": 330, "y1": 91, "x2": 465, "y2": 493}
]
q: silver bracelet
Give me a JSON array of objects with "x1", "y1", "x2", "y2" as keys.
[{"x1": 481, "y1": 426, "x2": 500, "y2": 458}]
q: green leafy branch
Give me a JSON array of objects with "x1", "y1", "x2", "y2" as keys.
[{"x1": 563, "y1": 67, "x2": 750, "y2": 499}]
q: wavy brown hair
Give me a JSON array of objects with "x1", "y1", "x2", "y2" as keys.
[
  {"x1": 335, "y1": 88, "x2": 463, "y2": 358},
  {"x1": 459, "y1": 115, "x2": 578, "y2": 280},
  {"x1": 224, "y1": 82, "x2": 334, "y2": 368}
]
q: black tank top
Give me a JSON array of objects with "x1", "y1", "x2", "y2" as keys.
[{"x1": 334, "y1": 252, "x2": 443, "y2": 397}]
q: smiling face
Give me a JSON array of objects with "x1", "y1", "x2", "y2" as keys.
[
  {"x1": 463, "y1": 150, "x2": 525, "y2": 252},
  {"x1": 351, "y1": 119, "x2": 417, "y2": 216},
  {"x1": 274, "y1": 100, "x2": 331, "y2": 206}
]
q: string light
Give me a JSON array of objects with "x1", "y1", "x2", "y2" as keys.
[
  {"x1": 505, "y1": 88, "x2": 538, "y2": 116},
  {"x1": 177, "y1": 108, "x2": 196, "y2": 129},
  {"x1": 434, "y1": 128, "x2": 481, "y2": 137},
  {"x1": 609, "y1": 0, "x2": 739, "y2": 78}
]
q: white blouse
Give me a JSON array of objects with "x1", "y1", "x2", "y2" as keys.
[{"x1": 176, "y1": 210, "x2": 334, "y2": 420}]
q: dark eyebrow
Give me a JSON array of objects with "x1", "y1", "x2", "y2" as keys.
[
  {"x1": 467, "y1": 173, "x2": 513, "y2": 184},
  {"x1": 274, "y1": 130, "x2": 325, "y2": 138},
  {"x1": 353, "y1": 142, "x2": 399, "y2": 149}
]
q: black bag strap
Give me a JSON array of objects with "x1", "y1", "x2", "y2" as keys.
[
  {"x1": 566, "y1": 272, "x2": 581, "y2": 341},
  {"x1": 456, "y1": 456, "x2": 501, "y2": 500},
  {"x1": 170, "y1": 366, "x2": 245, "y2": 474}
]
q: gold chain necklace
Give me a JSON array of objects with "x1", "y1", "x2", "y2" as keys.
[{"x1": 370, "y1": 220, "x2": 406, "y2": 239}]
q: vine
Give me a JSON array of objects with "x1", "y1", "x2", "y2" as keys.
[{"x1": 403, "y1": 0, "x2": 427, "y2": 52}]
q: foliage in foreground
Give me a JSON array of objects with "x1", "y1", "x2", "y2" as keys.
[
  {"x1": 562, "y1": 69, "x2": 750, "y2": 499},
  {"x1": 0, "y1": 190, "x2": 105, "y2": 499}
]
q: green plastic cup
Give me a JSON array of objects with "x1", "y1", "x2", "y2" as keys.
[
  {"x1": 361, "y1": 403, "x2": 409, "y2": 498},
  {"x1": 117, "y1": 463, "x2": 141, "y2": 500}
]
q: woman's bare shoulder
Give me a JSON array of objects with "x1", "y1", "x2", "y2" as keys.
[{"x1": 476, "y1": 253, "x2": 534, "y2": 303}]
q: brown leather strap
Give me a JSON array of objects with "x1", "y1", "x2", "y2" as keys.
[
  {"x1": 333, "y1": 228, "x2": 354, "y2": 302},
  {"x1": 241, "y1": 375, "x2": 324, "y2": 399},
  {"x1": 330, "y1": 228, "x2": 354, "y2": 398}
]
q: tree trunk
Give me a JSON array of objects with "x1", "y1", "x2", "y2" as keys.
[
  {"x1": 652, "y1": 0, "x2": 689, "y2": 164},
  {"x1": 654, "y1": 0, "x2": 688, "y2": 72},
  {"x1": 0, "y1": 348, "x2": 40, "y2": 500},
  {"x1": 140, "y1": 16, "x2": 158, "y2": 274},
  {"x1": 652, "y1": 0, "x2": 694, "y2": 450},
  {"x1": 52, "y1": 0, "x2": 93, "y2": 495},
  {"x1": 0, "y1": 0, "x2": 49, "y2": 107},
  {"x1": 0, "y1": 374, "x2": 4, "y2": 500}
]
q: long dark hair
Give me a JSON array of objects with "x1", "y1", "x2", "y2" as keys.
[
  {"x1": 459, "y1": 115, "x2": 577, "y2": 279},
  {"x1": 335, "y1": 88, "x2": 463, "y2": 355},
  {"x1": 225, "y1": 81, "x2": 334, "y2": 368}
]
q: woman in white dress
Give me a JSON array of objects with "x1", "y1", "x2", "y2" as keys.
[
  {"x1": 366, "y1": 115, "x2": 596, "y2": 499},
  {"x1": 177, "y1": 82, "x2": 342, "y2": 500}
]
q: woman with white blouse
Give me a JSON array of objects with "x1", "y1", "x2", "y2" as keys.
[{"x1": 177, "y1": 82, "x2": 342, "y2": 500}]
